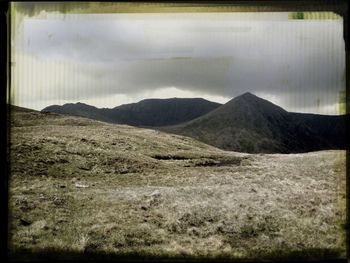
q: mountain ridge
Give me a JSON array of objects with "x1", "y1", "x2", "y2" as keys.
[
  {"x1": 42, "y1": 98, "x2": 222, "y2": 127},
  {"x1": 40, "y1": 93, "x2": 347, "y2": 153}
]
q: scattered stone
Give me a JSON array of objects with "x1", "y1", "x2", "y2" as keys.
[
  {"x1": 148, "y1": 190, "x2": 162, "y2": 207},
  {"x1": 39, "y1": 194, "x2": 46, "y2": 200},
  {"x1": 53, "y1": 197, "x2": 65, "y2": 206},
  {"x1": 149, "y1": 190, "x2": 161, "y2": 198},
  {"x1": 58, "y1": 158, "x2": 69, "y2": 164},
  {"x1": 19, "y1": 218, "x2": 31, "y2": 226},
  {"x1": 75, "y1": 182, "x2": 89, "y2": 188},
  {"x1": 16, "y1": 198, "x2": 35, "y2": 211},
  {"x1": 15, "y1": 199, "x2": 28, "y2": 206},
  {"x1": 78, "y1": 163, "x2": 93, "y2": 171},
  {"x1": 119, "y1": 169, "x2": 128, "y2": 174}
]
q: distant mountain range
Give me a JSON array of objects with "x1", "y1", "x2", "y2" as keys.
[
  {"x1": 42, "y1": 98, "x2": 221, "y2": 127},
  {"x1": 41, "y1": 93, "x2": 347, "y2": 153}
]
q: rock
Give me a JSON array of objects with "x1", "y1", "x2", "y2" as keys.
[
  {"x1": 149, "y1": 190, "x2": 161, "y2": 198},
  {"x1": 19, "y1": 218, "x2": 31, "y2": 226},
  {"x1": 78, "y1": 163, "x2": 92, "y2": 171},
  {"x1": 58, "y1": 158, "x2": 69, "y2": 164},
  {"x1": 53, "y1": 197, "x2": 65, "y2": 206},
  {"x1": 75, "y1": 182, "x2": 89, "y2": 188},
  {"x1": 15, "y1": 199, "x2": 28, "y2": 206},
  {"x1": 148, "y1": 190, "x2": 162, "y2": 207}
]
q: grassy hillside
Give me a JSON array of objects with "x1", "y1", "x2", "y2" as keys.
[{"x1": 8, "y1": 108, "x2": 346, "y2": 261}]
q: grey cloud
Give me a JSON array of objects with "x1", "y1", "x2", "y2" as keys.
[{"x1": 14, "y1": 13, "x2": 345, "y2": 114}]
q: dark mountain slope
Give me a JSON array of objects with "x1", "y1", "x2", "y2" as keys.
[
  {"x1": 290, "y1": 113, "x2": 348, "y2": 149},
  {"x1": 42, "y1": 98, "x2": 221, "y2": 127},
  {"x1": 162, "y1": 93, "x2": 347, "y2": 153}
]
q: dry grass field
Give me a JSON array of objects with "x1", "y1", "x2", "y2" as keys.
[{"x1": 8, "y1": 108, "x2": 347, "y2": 261}]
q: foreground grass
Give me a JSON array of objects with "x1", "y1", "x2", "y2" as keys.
[{"x1": 8, "y1": 109, "x2": 347, "y2": 260}]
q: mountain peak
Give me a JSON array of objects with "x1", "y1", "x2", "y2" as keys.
[
  {"x1": 222, "y1": 92, "x2": 262, "y2": 107},
  {"x1": 235, "y1": 92, "x2": 259, "y2": 101},
  {"x1": 225, "y1": 92, "x2": 286, "y2": 114},
  {"x1": 241, "y1": 92, "x2": 256, "y2": 97}
]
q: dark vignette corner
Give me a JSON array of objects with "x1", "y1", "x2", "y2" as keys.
[{"x1": 2, "y1": 0, "x2": 10, "y2": 263}]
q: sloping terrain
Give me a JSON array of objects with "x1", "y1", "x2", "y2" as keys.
[
  {"x1": 8, "y1": 107, "x2": 346, "y2": 260},
  {"x1": 290, "y1": 112, "x2": 348, "y2": 149},
  {"x1": 162, "y1": 93, "x2": 347, "y2": 153},
  {"x1": 41, "y1": 98, "x2": 221, "y2": 127}
]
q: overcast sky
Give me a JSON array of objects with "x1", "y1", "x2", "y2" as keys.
[{"x1": 11, "y1": 11, "x2": 345, "y2": 114}]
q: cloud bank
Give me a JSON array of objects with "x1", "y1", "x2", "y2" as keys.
[{"x1": 11, "y1": 11, "x2": 345, "y2": 114}]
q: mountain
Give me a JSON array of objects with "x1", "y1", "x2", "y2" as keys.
[
  {"x1": 161, "y1": 92, "x2": 347, "y2": 153},
  {"x1": 41, "y1": 93, "x2": 347, "y2": 153},
  {"x1": 289, "y1": 112, "x2": 347, "y2": 150},
  {"x1": 42, "y1": 98, "x2": 221, "y2": 127},
  {"x1": 41, "y1": 102, "x2": 113, "y2": 123}
]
